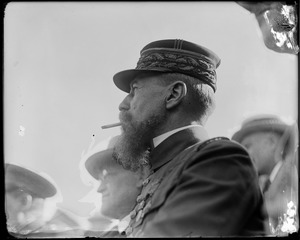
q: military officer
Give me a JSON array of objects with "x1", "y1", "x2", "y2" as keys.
[
  {"x1": 112, "y1": 39, "x2": 267, "y2": 237},
  {"x1": 232, "y1": 115, "x2": 299, "y2": 235}
]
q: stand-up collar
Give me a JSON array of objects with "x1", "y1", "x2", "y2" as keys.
[
  {"x1": 149, "y1": 125, "x2": 209, "y2": 171},
  {"x1": 152, "y1": 125, "x2": 207, "y2": 148}
]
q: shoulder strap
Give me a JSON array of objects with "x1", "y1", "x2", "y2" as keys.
[{"x1": 196, "y1": 137, "x2": 229, "y2": 152}]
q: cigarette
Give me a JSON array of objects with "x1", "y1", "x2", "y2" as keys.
[{"x1": 101, "y1": 122, "x2": 121, "y2": 129}]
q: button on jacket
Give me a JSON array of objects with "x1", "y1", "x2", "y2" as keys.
[{"x1": 126, "y1": 127, "x2": 266, "y2": 237}]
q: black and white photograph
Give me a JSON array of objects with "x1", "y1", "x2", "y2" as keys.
[{"x1": 3, "y1": 1, "x2": 299, "y2": 238}]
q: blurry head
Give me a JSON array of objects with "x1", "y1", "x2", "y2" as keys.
[
  {"x1": 232, "y1": 115, "x2": 292, "y2": 175},
  {"x1": 5, "y1": 185, "x2": 34, "y2": 227},
  {"x1": 85, "y1": 141, "x2": 142, "y2": 220},
  {"x1": 96, "y1": 159, "x2": 142, "y2": 219},
  {"x1": 240, "y1": 131, "x2": 282, "y2": 175},
  {"x1": 5, "y1": 164, "x2": 56, "y2": 232},
  {"x1": 113, "y1": 39, "x2": 220, "y2": 172}
]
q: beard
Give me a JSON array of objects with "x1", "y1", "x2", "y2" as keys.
[{"x1": 113, "y1": 110, "x2": 166, "y2": 172}]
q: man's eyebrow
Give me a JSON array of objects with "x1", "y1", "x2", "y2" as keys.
[{"x1": 6, "y1": 185, "x2": 20, "y2": 192}]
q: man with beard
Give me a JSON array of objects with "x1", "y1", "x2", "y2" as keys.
[{"x1": 111, "y1": 39, "x2": 267, "y2": 237}]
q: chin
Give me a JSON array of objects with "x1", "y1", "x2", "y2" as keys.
[{"x1": 101, "y1": 208, "x2": 119, "y2": 220}]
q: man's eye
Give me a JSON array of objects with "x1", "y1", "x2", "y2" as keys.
[
  {"x1": 102, "y1": 169, "x2": 108, "y2": 176},
  {"x1": 244, "y1": 144, "x2": 251, "y2": 149},
  {"x1": 131, "y1": 86, "x2": 137, "y2": 93}
]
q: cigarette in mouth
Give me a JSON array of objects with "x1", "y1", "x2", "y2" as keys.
[{"x1": 101, "y1": 122, "x2": 121, "y2": 129}]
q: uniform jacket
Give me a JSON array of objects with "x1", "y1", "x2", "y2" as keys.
[{"x1": 125, "y1": 127, "x2": 267, "y2": 237}]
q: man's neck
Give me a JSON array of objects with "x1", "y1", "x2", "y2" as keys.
[
  {"x1": 269, "y1": 160, "x2": 283, "y2": 183},
  {"x1": 153, "y1": 118, "x2": 201, "y2": 137}
]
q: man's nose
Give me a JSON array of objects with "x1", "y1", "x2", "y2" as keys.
[
  {"x1": 118, "y1": 95, "x2": 131, "y2": 111},
  {"x1": 97, "y1": 182, "x2": 106, "y2": 194}
]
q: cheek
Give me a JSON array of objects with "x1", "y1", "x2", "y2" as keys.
[
  {"x1": 251, "y1": 146, "x2": 270, "y2": 168},
  {"x1": 114, "y1": 175, "x2": 137, "y2": 194},
  {"x1": 246, "y1": 146, "x2": 258, "y2": 161},
  {"x1": 133, "y1": 91, "x2": 164, "y2": 111},
  {"x1": 107, "y1": 177, "x2": 124, "y2": 195},
  {"x1": 101, "y1": 182, "x2": 117, "y2": 206},
  {"x1": 131, "y1": 101, "x2": 161, "y2": 122}
]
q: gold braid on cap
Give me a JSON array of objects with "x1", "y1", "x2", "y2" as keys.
[{"x1": 136, "y1": 48, "x2": 217, "y2": 91}]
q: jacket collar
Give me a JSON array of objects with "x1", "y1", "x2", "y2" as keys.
[{"x1": 149, "y1": 126, "x2": 209, "y2": 171}]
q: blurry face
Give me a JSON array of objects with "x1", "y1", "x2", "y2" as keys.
[
  {"x1": 5, "y1": 187, "x2": 32, "y2": 226},
  {"x1": 5, "y1": 185, "x2": 45, "y2": 233},
  {"x1": 240, "y1": 132, "x2": 277, "y2": 175},
  {"x1": 113, "y1": 75, "x2": 168, "y2": 171},
  {"x1": 97, "y1": 167, "x2": 141, "y2": 219}
]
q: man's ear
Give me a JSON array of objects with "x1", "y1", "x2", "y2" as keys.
[
  {"x1": 165, "y1": 81, "x2": 187, "y2": 110},
  {"x1": 22, "y1": 193, "x2": 33, "y2": 210}
]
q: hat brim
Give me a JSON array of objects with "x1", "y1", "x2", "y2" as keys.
[
  {"x1": 5, "y1": 164, "x2": 57, "y2": 198},
  {"x1": 113, "y1": 68, "x2": 172, "y2": 93},
  {"x1": 232, "y1": 123, "x2": 287, "y2": 143},
  {"x1": 85, "y1": 149, "x2": 116, "y2": 180}
]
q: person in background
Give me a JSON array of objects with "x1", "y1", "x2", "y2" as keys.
[
  {"x1": 5, "y1": 163, "x2": 57, "y2": 237},
  {"x1": 111, "y1": 38, "x2": 267, "y2": 237},
  {"x1": 84, "y1": 135, "x2": 145, "y2": 237},
  {"x1": 5, "y1": 163, "x2": 87, "y2": 238},
  {"x1": 232, "y1": 114, "x2": 299, "y2": 235}
]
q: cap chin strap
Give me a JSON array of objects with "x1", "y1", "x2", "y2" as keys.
[
  {"x1": 269, "y1": 160, "x2": 283, "y2": 183},
  {"x1": 261, "y1": 160, "x2": 283, "y2": 193}
]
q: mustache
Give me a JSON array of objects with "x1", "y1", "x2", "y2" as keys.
[{"x1": 119, "y1": 111, "x2": 132, "y2": 124}]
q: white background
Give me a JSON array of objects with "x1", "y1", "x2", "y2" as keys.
[{"x1": 4, "y1": 2, "x2": 298, "y2": 217}]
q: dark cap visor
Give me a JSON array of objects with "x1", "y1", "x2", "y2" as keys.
[{"x1": 113, "y1": 69, "x2": 172, "y2": 93}]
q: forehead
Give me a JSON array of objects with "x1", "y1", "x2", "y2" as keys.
[
  {"x1": 6, "y1": 184, "x2": 30, "y2": 198},
  {"x1": 241, "y1": 132, "x2": 268, "y2": 144},
  {"x1": 97, "y1": 164, "x2": 124, "y2": 176},
  {"x1": 97, "y1": 166, "x2": 137, "y2": 181}
]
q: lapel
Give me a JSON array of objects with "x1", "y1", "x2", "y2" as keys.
[{"x1": 149, "y1": 126, "x2": 209, "y2": 172}]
